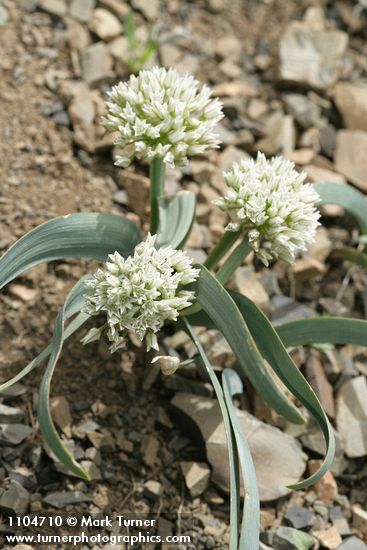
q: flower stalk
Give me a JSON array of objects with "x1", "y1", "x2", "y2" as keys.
[
  {"x1": 204, "y1": 230, "x2": 241, "y2": 270},
  {"x1": 150, "y1": 157, "x2": 165, "y2": 234}
]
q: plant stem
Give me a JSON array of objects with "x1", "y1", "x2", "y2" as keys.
[
  {"x1": 204, "y1": 230, "x2": 240, "y2": 270},
  {"x1": 216, "y1": 239, "x2": 252, "y2": 286},
  {"x1": 150, "y1": 157, "x2": 165, "y2": 234}
]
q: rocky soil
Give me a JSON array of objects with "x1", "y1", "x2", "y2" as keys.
[{"x1": 0, "y1": 0, "x2": 367, "y2": 549}]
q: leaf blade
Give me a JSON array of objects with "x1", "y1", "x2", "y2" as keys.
[
  {"x1": 0, "y1": 213, "x2": 142, "y2": 289},
  {"x1": 315, "y1": 182, "x2": 367, "y2": 233},
  {"x1": 155, "y1": 191, "x2": 196, "y2": 249}
]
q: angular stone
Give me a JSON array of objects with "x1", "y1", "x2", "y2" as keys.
[
  {"x1": 0, "y1": 424, "x2": 32, "y2": 446},
  {"x1": 335, "y1": 83, "x2": 367, "y2": 132},
  {"x1": 233, "y1": 266, "x2": 270, "y2": 314},
  {"x1": 141, "y1": 435, "x2": 159, "y2": 467},
  {"x1": 170, "y1": 393, "x2": 306, "y2": 501},
  {"x1": 38, "y1": 0, "x2": 67, "y2": 17},
  {"x1": 180, "y1": 461, "x2": 210, "y2": 497},
  {"x1": 132, "y1": 0, "x2": 159, "y2": 21},
  {"x1": 336, "y1": 376, "x2": 367, "y2": 457},
  {"x1": 81, "y1": 42, "x2": 113, "y2": 86},
  {"x1": 69, "y1": 0, "x2": 95, "y2": 22},
  {"x1": 89, "y1": 8, "x2": 123, "y2": 41},
  {"x1": 306, "y1": 227, "x2": 332, "y2": 263},
  {"x1": 116, "y1": 170, "x2": 150, "y2": 217},
  {"x1": 144, "y1": 480, "x2": 163, "y2": 500},
  {"x1": 272, "y1": 526, "x2": 313, "y2": 549},
  {"x1": 339, "y1": 536, "x2": 367, "y2": 549},
  {"x1": 308, "y1": 459, "x2": 338, "y2": 502},
  {"x1": 313, "y1": 526, "x2": 342, "y2": 549},
  {"x1": 291, "y1": 257, "x2": 326, "y2": 283},
  {"x1": 305, "y1": 352, "x2": 335, "y2": 418},
  {"x1": 335, "y1": 130, "x2": 367, "y2": 192},
  {"x1": 285, "y1": 504, "x2": 315, "y2": 530},
  {"x1": 0, "y1": 404, "x2": 24, "y2": 424},
  {"x1": 279, "y1": 20, "x2": 348, "y2": 89},
  {"x1": 352, "y1": 505, "x2": 367, "y2": 537},
  {"x1": 283, "y1": 93, "x2": 322, "y2": 129},
  {"x1": 109, "y1": 36, "x2": 129, "y2": 59},
  {"x1": 43, "y1": 491, "x2": 90, "y2": 508},
  {"x1": 8, "y1": 284, "x2": 37, "y2": 302},
  {"x1": 0, "y1": 480, "x2": 30, "y2": 514}
]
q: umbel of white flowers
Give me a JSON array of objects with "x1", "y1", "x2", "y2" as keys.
[
  {"x1": 214, "y1": 153, "x2": 320, "y2": 265},
  {"x1": 103, "y1": 66, "x2": 223, "y2": 168},
  {"x1": 82, "y1": 235, "x2": 199, "y2": 353}
]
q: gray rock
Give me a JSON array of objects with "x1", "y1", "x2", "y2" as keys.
[
  {"x1": 339, "y1": 536, "x2": 367, "y2": 549},
  {"x1": 336, "y1": 376, "x2": 367, "y2": 457},
  {"x1": 271, "y1": 296, "x2": 315, "y2": 325},
  {"x1": 0, "y1": 424, "x2": 32, "y2": 445},
  {"x1": 285, "y1": 504, "x2": 315, "y2": 529},
  {"x1": 43, "y1": 491, "x2": 91, "y2": 508},
  {"x1": 272, "y1": 526, "x2": 313, "y2": 549},
  {"x1": 180, "y1": 462, "x2": 211, "y2": 497},
  {"x1": 279, "y1": 20, "x2": 348, "y2": 90},
  {"x1": 0, "y1": 480, "x2": 30, "y2": 514},
  {"x1": 0, "y1": 404, "x2": 24, "y2": 423},
  {"x1": 170, "y1": 393, "x2": 306, "y2": 501},
  {"x1": 81, "y1": 42, "x2": 113, "y2": 86},
  {"x1": 283, "y1": 94, "x2": 322, "y2": 129},
  {"x1": 69, "y1": 0, "x2": 95, "y2": 22}
]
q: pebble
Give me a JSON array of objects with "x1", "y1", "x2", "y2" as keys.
[
  {"x1": 69, "y1": 0, "x2": 96, "y2": 23},
  {"x1": 352, "y1": 505, "x2": 367, "y2": 537},
  {"x1": 336, "y1": 376, "x2": 367, "y2": 457},
  {"x1": 0, "y1": 424, "x2": 32, "y2": 446},
  {"x1": 339, "y1": 536, "x2": 367, "y2": 549},
  {"x1": 38, "y1": 0, "x2": 67, "y2": 17},
  {"x1": 335, "y1": 83, "x2": 367, "y2": 133},
  {"x1": 43, "y1": 491, "x2": 91, "y2": 508},
  {"x1": 50, "y1": 396, "x2": 72, "y2": 437},
  {"x1": 309, "y1": 460, "x2": 338, "y2": 502},
  {"x1": 132, "y1": 0, "x2": 159, "y2": 21},
  {"x1": 0, "y1": 480, "x2": 30, "y2": 514},
  {"x1": 0, "y1": 404, "x2": 24, "y2": 423},
  {"x1": 335, "y1": 130, "x2": 367, "y2": 192},
  {"x1": 313, "y1": 526, "x2": 342, "y2": 549},
  {"x1": 272, "y1": 526, "x2": 313, "y2": 549},
  {"x1": 233, "y1": 266, "x2": 270, "y2": 314},
  {"x1": 284, "y1": 504, "x2": 315, "y2": 529},
  {"x1": 89, "y1": 8, "x2": 123, "y2": 41},
  {"x1": 180, "y1": 462, "x2": 211, "y2": 497},
  {"x1": 144, "y1": 480, "x2": 163, "y2": 500},
  {"x1": 81, "y1": 42, "x2": 113, "y2": 85}
]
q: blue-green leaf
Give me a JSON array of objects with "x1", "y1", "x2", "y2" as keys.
[
  {"x1": 0, "y1": 213, "x2": 142, "y2": 289},
  {"x1": 155, "y1": 191, "x2": 196, "y2": 249},
  {"x1": 315, "y1": 182, "x2": 367, "y2": 233}
]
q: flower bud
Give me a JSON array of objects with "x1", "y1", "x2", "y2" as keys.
[{"x1": 151, "y1": 355, "x2": 180, "y2": 376}]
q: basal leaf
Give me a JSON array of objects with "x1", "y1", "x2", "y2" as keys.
[
  {"x1": 0, "y1": 213, "x2": 142, "y2": 289},
  {"x1": 315, "y1": 182, "x2": 367, "y2": 233},
  {"x1": 155, "y1": 191, "x2": 196, "y2": 249},
  {"x1": 194, "y1": 267, "x2": 305, "y2": 425}
]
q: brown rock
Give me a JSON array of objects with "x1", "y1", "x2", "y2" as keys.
[
  {"x1": 291, "y1": 257, "x2": 326, "y2": 283},
  {"x1": 309, "y1": 459, "x2": 338, "y2": 502},
  {"x1": 213, "y1": 80, "x2": 257, "y2": 98},
  {"x1": 287, "y1": 148, "x2": 315, "y2": 165},
  {"x1": 132, "y1": 0, "x2": 159, "y2": 21},
  {"x1": 69, "y1": 0, "x2": 95, "y2": 22},
  {"x1": 171, "y1": 393, "x2": 306, "y2": 501},
  {"x1": 141, "y1": 435, "x2": 159, "y2": 467},
  {"x1": 305, "y1": 352, "x2": 335, "y2": 418},
  {"x1": 335, "y1": 83, "x2": 367, "y2": 132},
  {"x1": 116, "y1": 170, "x2": 150, "y2": 217},
  {"x1": 38, "y1": 0, "x2": 66, "y2": 17},
  {"x1": 215, "y1": 36, "x2": 242, "y2": 62},
  {"x1": 81, "y1": 42, "x2": 113, "y2": 86},
  {"x1": 335, "y1": 130, "x2": 367, "y2": 192},
  {"x1": 313, "y1": 526, "x2": 342, "y2": 549},
  {"x1": 336, "y1": 376, "x2": 367, "y2": 457},
  {"x1": 306, "y1": 227, "x2": 332, "y2": 263},
  {"x1": 233, "y1": 266, "x2": 270, "y2": 314},
  {"x1": 180, "y1": 461, "x2": 211, "y2": 497},
  {"x1": 8, "y1": 284, "x2": 37, "y2": 302},
  {"x1": 50, "y1": 396, "x2": 72, "y2": 438},
  {"x1": 89, "y1": 8, "x2": 123, "y2": 41}
]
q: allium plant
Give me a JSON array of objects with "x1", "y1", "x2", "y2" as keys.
[{"x1": 1, "y1": 67, "x2": 367, "y2": 549}]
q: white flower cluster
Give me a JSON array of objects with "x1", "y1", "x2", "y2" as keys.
[
  {"x1": 82, "y1": 235, "x2": 199, "y2": 353},
  {"x1": 214, "y1": 153, "x2": 320, "y2": 265},
  {"x1": 103, "y1": 67, "x2": 223, "y2": 168}
]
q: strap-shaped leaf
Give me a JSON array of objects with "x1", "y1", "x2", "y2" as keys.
[
  {"x1": 155, "y1": 191, "x2": 196, "y2": 249},
  {"x1": 226, "y1": 291, "x2": 335, "y2": 489},
  {"x1": 194, "y1": 267, "x2": 305, "y2": 425},
  {"x1": 38, "y1": 277, "x2": 91, "y2": 480},
  {"x1": 183, "y1": 319, "x2": 241, "y2": 550},
  {"x1": 337, "y1": 247, "x2": 367, "y2": 270},
  {"x1": 315, "y1": 182, "x2": 367, "y2": 233},
  {"x1": 222, "y1": 369, "x2": 260, "y2": 550},
  {"x1": 0, "y1": 213, "x2": 142, "y2": 289},
  {"x1": 276, "y1": 317, "x2": 367, "y2": 348}
]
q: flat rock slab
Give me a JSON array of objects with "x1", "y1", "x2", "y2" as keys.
[
  {"x1": 170, "y1": 393, "x2": 306, "y2": 501},
  {"x1": 336, "y1": 376, "x2": 367, "y2": 458},
  {"x1": 335, "y1": 83, "x2": 367, "y2": 132},
  {"x1": 43, "y1": 491, "x2": 91, "y2": 508},
  {"x1": 279, "y1": 21, "x2": 348, "y2": 89}
]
